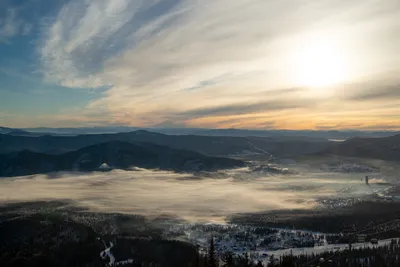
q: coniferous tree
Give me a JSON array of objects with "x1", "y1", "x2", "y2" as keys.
[
  {"x1": 244, "y1": 253, "x2": 250, "y2": 267},
  {"x1": 267, "y1": 255, "x2": 275, "y2": 267},
  {"x1": 236, "y1": 253, "x2": 251, "y2": 267},
  {"x1": 194, "y1": 245, "x2": 200, "y2": 267},
  {"x1": 207, "y1": 236, "x2": 218, "y2": 267}
]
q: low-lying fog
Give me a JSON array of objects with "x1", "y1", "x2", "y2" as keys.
[{"x1": 0, "y1": 168, "x2": 389, "y2": 222}]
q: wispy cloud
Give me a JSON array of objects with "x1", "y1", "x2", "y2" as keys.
[
  {"x1": 34, "y1": 0, "x2": 400, "y2": 129},
  {"x1": 180, "y1": 98, "x2": 314, "y2": 118},
  {"x1": 340, "y1": 83, "x2": 400, "y2": 102},
  {"x1": 0, "y1": 8, "x2": 32, "y2": 42}
]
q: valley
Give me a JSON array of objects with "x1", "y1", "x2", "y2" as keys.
[{"x1": 1, "y1": 129, "x2": 400, "y2": 266}]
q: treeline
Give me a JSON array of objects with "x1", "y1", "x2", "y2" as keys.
[
  {"x1": 194, "y1": 237, "x2": 264, "y2": 267},
  {"x1": 230, "y1": 202, "x2": 400, "y2": 234},
  {"x1": 195, "y1": 238, "x2": 400, "y2": 267},
  {"x1": 267, "y1": 239, "x2": 400, "y2": 267}
]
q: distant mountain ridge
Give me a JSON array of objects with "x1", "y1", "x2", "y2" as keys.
[
  {"x1": 0, "y1": 141, "x2": 245, "y2": 177},
  {"x1": 0, "y1": 127, "x2": 30, "y2": 135},
  {"x1": 16, "y1": 126, "x2": 399, "y2": 139},
  {"x1": 321, "y1": 134, "x2": 400, "y2": 161},
  {"x1": 0, "y1": 130, "x2": 331, "y2": 158}
]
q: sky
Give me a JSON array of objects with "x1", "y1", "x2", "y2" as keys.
[{"x1": 0, "y1": 0, "x2": 400, "y2": 130}]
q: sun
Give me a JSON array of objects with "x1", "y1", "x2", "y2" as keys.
[{"x1": 293, "y1": 37, "x2": 348, "y2": 88}]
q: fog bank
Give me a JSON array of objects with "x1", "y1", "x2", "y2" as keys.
[{"x1": 0, "y1": 169, "x2": 385, "y2": 222}]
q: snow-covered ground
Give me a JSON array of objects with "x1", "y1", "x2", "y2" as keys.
[
  {"x1": 167, "y1": 223, "x2": 400, "y2": 265},
  {"x1": 264, "y1": 237, "x2": 400, "y2": 257},
  {"x1": 320, "y1": 162, "x2": 379, "y2": 173},
  {"x1": 100, "y1": 241, "x2": 116, "y2": 266},
  {"x1": 166, "y1": 223, "x2": 337, "y2": 255},
  {"x1": 99, "y1": 239, "x2": 135, "y2": 266},
  {"x1": 247, "y1": 238, "x2": 400, "y2": 264},
  {"x1": 229, "y1": 150, "x2": 262, "y2": 157}
]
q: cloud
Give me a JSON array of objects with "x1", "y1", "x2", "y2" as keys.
[
  {"x1": 0, "y1": 169, "x2": 375, "y2": 222},
  {"x1": 152, "y1": 120, "x2": 187, "y2": 128},
  {"x1": 40, "y1": 0, "x2": 181, "y2": 88},
  {"x1": 182, "y1": 73, "x2": 236, "y2": 92},
  {"x1": 341, "y1": 83, "x2": 400, "y2": 102},
  {"x1": 39, "y1": 1, "x2": 327, "y2": 120},
  {"x1": 179, "y1": 99, "x2": 314, "y2": 118},
  {"x1": 35, "y1": 0, "x2": 400, "y2": 129},
  {"x1": 0, "y1": 8, "x2": 32, "y2": 42},
  {"x1": 0, "y1": 107, "x2": 116, "y2": 128}
]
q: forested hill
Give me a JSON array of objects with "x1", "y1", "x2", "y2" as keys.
[
  {"x1": 0, "y1": 130, "x2": 331, "y2": 158},
  {"x1": 321, "y1": 134, "x2": 400, "y2": 161},
  {"x1": 0, "y1": 141, "x2": 245, "y2": 177}
]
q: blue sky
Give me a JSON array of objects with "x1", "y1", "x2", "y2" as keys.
[
  {"x1": 1, "y1": 0, "x2": 400, "y2": 129},
  {"x1": 0, "y1": 0, "x2": 107, "y2": 125}
]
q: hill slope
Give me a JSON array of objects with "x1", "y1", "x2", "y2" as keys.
[
  {"x1": 322, "y1": 134, "x2": 400, "y2": 160},
  {"x1": 0, "y1": 126, "x2": 30, "y2": 135},
  {"x1": 0, "y1": 141, "x2": 245, "y2": 177},
  {"x1": 0, "y1": 130, "x2": 331, "y2": 157}
]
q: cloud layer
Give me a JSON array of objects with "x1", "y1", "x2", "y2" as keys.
[
  {"x1": 3, "y1": 0, "x2": 399, "y2": 129},
  {"x1": 0, "y1": 169, "x2": 381, "y2": 222}
]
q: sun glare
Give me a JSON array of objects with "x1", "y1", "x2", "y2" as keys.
[{"x1": 294, "y1": 36, "x2": 348, "y2": 88}]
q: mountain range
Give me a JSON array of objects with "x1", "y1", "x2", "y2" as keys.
[
  {"x1": 0, "y1": 141, "x2": 245, "y2": 177},
  {"x1": 1, "y1": 127, "x2": 400, "y2": 178},
  {"x1": 0, "y1": 127, "x2": 30, "y2": 135},
  {"x1": 0, "y1": 130, "x2": 331, "y2": 157},
  {"x1": 321, "y1": 134, "x2": 400, "y2": 161},
  {"x1": 3, "y1": 126, "x2": 399, "y2": 139}
]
